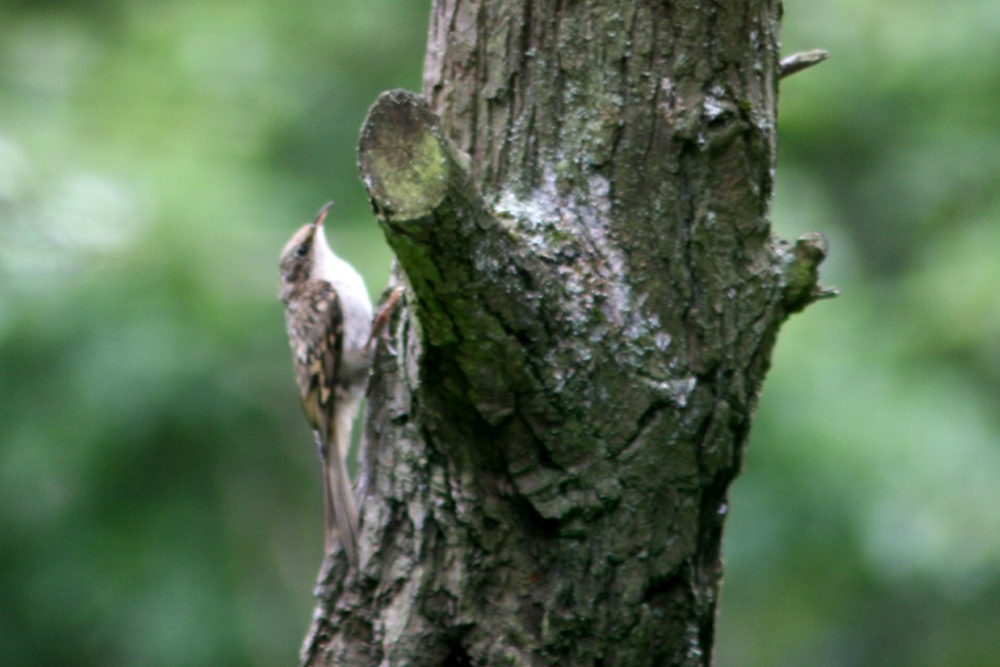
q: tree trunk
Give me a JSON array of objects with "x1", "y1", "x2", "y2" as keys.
[{"x1": 302, "y1": 1, "x2": 830, "y2": 665}]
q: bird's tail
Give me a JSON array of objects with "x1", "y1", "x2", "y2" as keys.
[{"x1": 315, "y1": 427, "x2": 359, "y2": 567}]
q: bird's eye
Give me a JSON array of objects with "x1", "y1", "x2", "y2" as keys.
[{"x1": 296, "y1": 243, "x2": 309, "y2": 258}]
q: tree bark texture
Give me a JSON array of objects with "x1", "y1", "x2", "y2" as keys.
[{"x1": 302, "y1": 1, "x2": 830, "y2": 665}]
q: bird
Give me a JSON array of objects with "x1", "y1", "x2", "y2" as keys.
[{"x1": 279, "y1": 201, "x2": 373, "y2": 567}]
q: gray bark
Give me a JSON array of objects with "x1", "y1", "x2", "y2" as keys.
[{"x1": 301, "y1": 1, "x2": 831, "y2": 665}]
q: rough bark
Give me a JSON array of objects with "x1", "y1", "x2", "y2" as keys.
[{"x1": 302, "y1": 1, "x2": 831, "y2": 665}]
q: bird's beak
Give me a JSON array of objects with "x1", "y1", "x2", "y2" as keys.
[{"x1": 313, "y1": 201, "x2": 334, "y2": 229}]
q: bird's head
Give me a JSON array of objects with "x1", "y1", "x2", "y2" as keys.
[{"x1": 279, "y1": 201, "x2": 336, "y2": 302}]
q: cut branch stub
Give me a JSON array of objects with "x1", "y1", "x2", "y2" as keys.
[
  {"x1": 778, "y1": 231, "x2": 839, "y2": 314},
  {"x1": 358, "y1": 89, "x2": 531, "y2": 424},
  {"x1": 358, "y1": 90, "x2": 455, "y2": 222},
  {"x1": 778, "y1": 49, "x2": 830, "y2": 79},
  {"x1": 357, "y1": 89, "x2": 698, "y2": 532}
]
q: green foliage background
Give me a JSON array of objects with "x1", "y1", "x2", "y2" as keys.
[{"x1": 1, "y1": 1, "x2": 997, "y2": 665}]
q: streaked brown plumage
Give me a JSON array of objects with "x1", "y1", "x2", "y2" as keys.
[{"x1": 279, "y1": 202, "x2": 372, "y2": 567}]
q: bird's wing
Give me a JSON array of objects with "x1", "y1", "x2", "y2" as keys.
[{"x1": 294, "y1": 281, "x2": 344, "y2": 438}]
